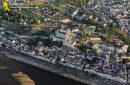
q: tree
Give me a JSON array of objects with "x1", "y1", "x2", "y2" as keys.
[
  {"x1": 78, "y1": 42, "x2": 93, "y2": 53},
  {"x1": 40, "y1": 48, "x2": 46, "y2": 55},
  {"x1": 115, "y1": 29, "x2": 129, "y2": 44},
  {"x1": 80, "y1": 28, "x2": 89, "y2": 39},
  {"x1": 89, "y1": 82, "x2": 95, "y2": 85},
  {"x1": 56, "y1": 55, "x2": 65, "y2": 62},
  {"x1": 111, "y1": 15, "x2": 117, "y2": 21}
]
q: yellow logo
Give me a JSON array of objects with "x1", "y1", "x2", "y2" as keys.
[{"x1": 1, "y1": 0, "x2": 10, "y2": 11}]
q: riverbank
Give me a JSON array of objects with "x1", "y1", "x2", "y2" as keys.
[{"x1": 0, "y1": 48, "x2": 86, "y2": 85}]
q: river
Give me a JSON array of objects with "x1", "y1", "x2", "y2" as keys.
[{"x1": 0, "y1": 54, "x2": 86, "y2": 85}]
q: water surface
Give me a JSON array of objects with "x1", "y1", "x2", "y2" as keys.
[{"x1": 0, "y1": 54, "x2": 85, "y2": 85}]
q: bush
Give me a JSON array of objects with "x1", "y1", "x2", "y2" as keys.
[{"x1": 89, "y1": 82, "x2": 95, "y2": 85}]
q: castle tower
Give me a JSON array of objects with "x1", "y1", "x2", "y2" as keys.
[{"x1": 65, "y1": 29, "x2": 72, "y2": 43}]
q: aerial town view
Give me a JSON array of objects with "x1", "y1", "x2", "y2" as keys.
[{"x1": 0, "y1": 0, "x2": 130, "y2": 85}]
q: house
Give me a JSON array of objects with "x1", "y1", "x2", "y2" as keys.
[
  {"x1": 87, "y1": 38, "x2": 102, "y2": 43},
  {"x1": 0, "y1": 27, "x2": 5, "y2": 31},
  {"x1": 115, "y1": 20, "x2": 122, "y2": 28},
  {"x1": 97, "y1": 15, "x2": 104, "y2": 23},
  {"x1": 117, "y1": 45, "x2": 129, "y2": 54},
  {"x1": 71, "y1": 8, "x2": 79, "y2": 18},
  {"x1": 59, "y1": 18, "x2": 72, "y2": 24},
  {"x1": 92, "y1": 43, "x2": 101, "y2": 53},
  {"x1": 72, "y1": 28, "x2": 79, "y2": 33}
]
